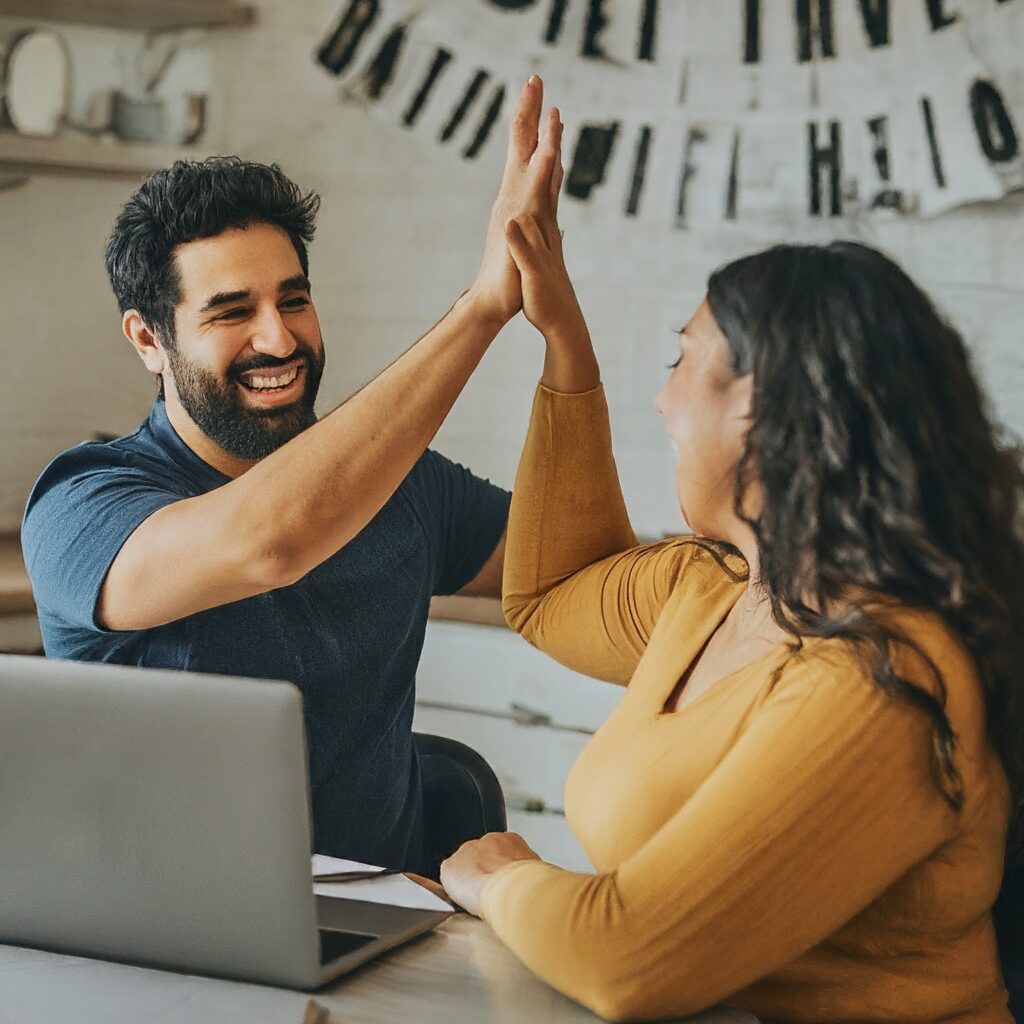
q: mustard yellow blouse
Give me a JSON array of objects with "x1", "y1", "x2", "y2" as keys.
[{"x1": 481, "y1": 383, "x2": 1012, "y2": 1023}]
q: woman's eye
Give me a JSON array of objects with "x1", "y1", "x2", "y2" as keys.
[
  {"x1": 666, "y1": 356, "x2": 682, "y2": 370},
  {"x1": 218, "y1": 308, "x2": 248, "y2": 321}
]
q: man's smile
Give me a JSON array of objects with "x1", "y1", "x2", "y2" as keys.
[{"x1": 234, "y1": 358, "x2": 306, "y2": 406}]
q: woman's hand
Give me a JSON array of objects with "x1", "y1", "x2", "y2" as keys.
[
  {"x1": 506, "y1": 208, "x2": 588, "y2": 346},
  {"x1": 470, "y1": 77, "x2": 562, "y2": 326},
  {"x1": 440, "y1": 832, "x2": 542, "y2": 917},
  {"x1": 504, "y1": 134, "x2": 600, "y2": 393}
]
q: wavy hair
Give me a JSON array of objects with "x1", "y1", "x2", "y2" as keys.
[{"x1": 706, "y1": 241, "x2": 1024, "y2": 854}]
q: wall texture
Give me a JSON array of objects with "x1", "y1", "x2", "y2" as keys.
[{"x1": 4, "y1": 0, "x2": 1022, "y2": 539}]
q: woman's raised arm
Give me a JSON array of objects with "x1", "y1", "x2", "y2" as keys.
[{"x1": 501, "y1": 129, "x2": 703, "y2": 684}]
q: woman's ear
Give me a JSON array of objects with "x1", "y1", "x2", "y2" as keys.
[{"x1": 728, "y1": 372, "x2": 754, "y2": 424}]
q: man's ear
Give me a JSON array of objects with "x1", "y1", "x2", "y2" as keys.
[{"x1": 123, "y1": 310, "x2": 167, "y2": 376}]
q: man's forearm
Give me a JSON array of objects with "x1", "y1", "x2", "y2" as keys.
[{"x1": 235, "y1": 287, "x2": 505, "y2": 584}]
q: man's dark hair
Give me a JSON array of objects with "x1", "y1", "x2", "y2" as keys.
[{"x1": 104, "y1": 156, "x2": 321, "y2": 347}]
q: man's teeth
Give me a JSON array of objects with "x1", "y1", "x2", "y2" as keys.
[{"x1": 246, "y1": 366, "x2": 300, "y2": 390}]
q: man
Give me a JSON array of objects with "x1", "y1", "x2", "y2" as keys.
[{"x1": 22, "y1": 79, "x2": 563, "y2": 874}]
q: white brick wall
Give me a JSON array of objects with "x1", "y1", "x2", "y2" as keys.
[{"x1": 3, "y1": 0, "x2": 1022, "y2": 535}]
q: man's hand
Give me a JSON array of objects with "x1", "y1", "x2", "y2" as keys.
[
  {"x1": 440, "y1": 831, "x2": 542, "y2": 917},
  {"x1": 470, "y1": 76, "x2": 562, "y2": 325}
]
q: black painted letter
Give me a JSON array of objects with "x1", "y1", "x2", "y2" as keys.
[
  {"x1": 970, "y1": 79, "x2": 1020, "y2": 163},
  {"x1": 626, "y1": 126, "x2": 653, "y2": 216},
  {"x1": 744, "y1": 0, "x2": 761, "y2": 62},
  {"x1": 808, "y1": 120, "x2": 842, "y2": 215},
  {"x1": 464, "y1": 86, "x2": 507, "y2": 160},
  {"x1": 638, "y1": 0, "x2": 658, "y2": 61},
  {"x1": 796, "y1": 0, "x2": 836, "y2": 62},
  {"x1": 582, "y1": 0, "x2": 611, "y2": 59},
  {"x1": 566, "y1": 122, "x2": 621, "y2": 200},
  {"x1": 675, "y1": 127, "x2": 706, "y2": 227},
  {"x1": 354, "y1": 23, "x2": 407, "y2": 101},
  {"x1": 867, "y1": 115, "x2": 902, "y2": 208},
  {"x1": 440, "y1": 70, "x2": 490, "y2": 143},
  {"x1": 924, "y1": 0, "x2": 958, "y2": 30},
  {"x1": 403, "y1": 48, "x2": 452, "y2": 127},
  {"x1": 317, "y1": 0, "x2": 380, "y2": 76},
  {"x1": 920, "y1": 96, "x2": 946, "y2": 187},
  {"x1": 545, "y1": 0, "x2": 570, "y2": 43},
  {"x1": 857, "y1": 0, "x2": 889, "y2": 47}
]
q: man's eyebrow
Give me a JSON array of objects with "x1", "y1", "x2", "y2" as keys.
[
  {"x1": 200, "y1": 289, "x2": 250, "y2": 314},
  {"x1": 279, "y1": 274, "x2": 311, "y2": 294},
  {"x1": 199, "y1": 275, "x2": 311, "y2": 315}
]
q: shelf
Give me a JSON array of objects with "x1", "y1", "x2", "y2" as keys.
[
  {"x1": 0, "y1": 132, "x2": 205, "y2": 180},
  {"x1": 0, "y1": 0, "x2": 254, "y2": 31}
]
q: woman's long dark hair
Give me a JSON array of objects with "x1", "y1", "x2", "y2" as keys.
[{"x1": 706, "y1": 241, "x2": 1024, "y2": 855}]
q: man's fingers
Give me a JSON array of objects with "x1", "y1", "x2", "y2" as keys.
[
  {"x1": 540, "y1": 106, "x2": 561, "y2": 155},
  {"x1": 530, "y1": 106, "x2": 560, "y2": 170},
  {"x1": 506, "y1": 76, "x2": 543, "y2": 172}
]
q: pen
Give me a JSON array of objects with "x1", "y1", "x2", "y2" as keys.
[{"x1": 313, "y1": 867, "x2": 405, "y2": 883}]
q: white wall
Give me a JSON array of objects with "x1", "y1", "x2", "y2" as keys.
[{"x1": 3, "y1": 0, "x2": 1023, "y2": 538}]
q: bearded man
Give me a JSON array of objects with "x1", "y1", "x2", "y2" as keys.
[{"x1": 22, "y1": 78, "x2": 563, "y2": 875}]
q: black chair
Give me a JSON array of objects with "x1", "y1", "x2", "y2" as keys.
[
  {"x1": 995, "y1": 860, "x2": 1024, "y2": 1022},
  {"x1": 414, "y1": 733, "x2": 507, "y2": 880}
]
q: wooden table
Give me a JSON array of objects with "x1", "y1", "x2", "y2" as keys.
[{"x1": 0, "y1": 914, "x2": 758, "y2": 1024}]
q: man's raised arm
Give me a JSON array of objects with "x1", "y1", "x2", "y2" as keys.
[{"x1": 98, "y1": 78, "x2": 560, "y2": 631}]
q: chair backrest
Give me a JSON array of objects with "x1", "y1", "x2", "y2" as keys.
[
  {"x1": 415, "y1": 733, "x2": 507, "y2": 880},
  {"x1": 995, "y1": 860, "x2": 1024, "y2": 1022}
]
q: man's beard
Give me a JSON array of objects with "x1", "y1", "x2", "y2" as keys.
[{"x1": 165, "y1": 346, "x2": 326, "y2": 461}]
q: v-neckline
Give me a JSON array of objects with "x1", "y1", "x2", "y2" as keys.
[{"x1": 653, "y1": 585, "x2": 788, "y2": 719}]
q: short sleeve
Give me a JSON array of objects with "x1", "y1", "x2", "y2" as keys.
[
  {"x1": 403, "y1": 449, "x2": 510, "y2": 597},
  {"x1": 21, "y1": 444, "x2": 180, "y2": 632}
]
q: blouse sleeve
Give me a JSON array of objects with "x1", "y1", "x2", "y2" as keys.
[
  {"x1": 479, "y1": 650, "x2": 962, "y2": 1021},
  {"x1": 503, "y1": 383, "x2": 728, "y2": 685}
]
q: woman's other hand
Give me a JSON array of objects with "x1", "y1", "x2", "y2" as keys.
[{"x1": 440, "y1": 831, "x2": 542, "y2": 917}]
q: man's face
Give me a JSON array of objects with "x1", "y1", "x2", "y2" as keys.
[{"x1": 162, "y1": 222, "x2": 325, "y2": 461}]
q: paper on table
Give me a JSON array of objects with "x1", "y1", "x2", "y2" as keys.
[{"x1": 312, "y1": 854, "x2": 452, "y2": 913}]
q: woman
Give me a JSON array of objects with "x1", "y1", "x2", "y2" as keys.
[{"x1": 440, "y1": 101, "x2": 1024, "y2": 1021}]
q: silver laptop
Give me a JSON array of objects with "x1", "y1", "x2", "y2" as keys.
[{"x1": 0, "y1": 655, "x2": 452, "y2": 989}]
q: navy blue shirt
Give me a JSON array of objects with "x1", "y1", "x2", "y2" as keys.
[{"x1": 22, "y1": 397, "x2": 509, "y2": 872}]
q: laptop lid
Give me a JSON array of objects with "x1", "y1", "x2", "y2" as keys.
[{"x1": 0, "y1": 655, "x2": 323, "y2": 988}]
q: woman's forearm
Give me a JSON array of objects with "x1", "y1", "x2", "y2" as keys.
[{"x1": 540, "y1": 323, "x2": 601, "y2": 395}]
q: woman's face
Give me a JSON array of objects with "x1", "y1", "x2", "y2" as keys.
[{"x1": 655, "y1": 298, "x2": 755, "y2": 544}]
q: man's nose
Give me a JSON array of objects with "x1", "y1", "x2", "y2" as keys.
[{"x1": 250, "y1": 306, "x2": 297, "y2": 358}]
